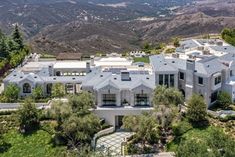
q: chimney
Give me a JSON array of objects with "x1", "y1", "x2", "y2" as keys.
[
  {"x1": 121, "y1": 70, "x2": 131, "y2": 81},
  {"x1": 172, "y1": 53, "x2": 179, "y2": 58},
  {"x1": 48, "y1": 64, "x2": 53, "y2": 76},
  {"x1": 185, "y1": 59, "x2": 195, "y2": 100},
  {"x1": 90, "y1": 55, "x2": 95, "y2": 66},
  {"x1": 86, "y1": 62, "x2": 91, "y2": 73}
]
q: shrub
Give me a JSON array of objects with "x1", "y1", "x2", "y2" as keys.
[
  {"x1": 172, "y1": 120, "x2": 193, "y2": 136},
  {"x1": 187, "y1": 94, "x2": 207, "y2": 123},
  {"x1": 3, "y1": 83, "x2": 20, "y2": 102},
  {"x1": 217, "y1": 91, "x2": 232, "y2": 109},
  {"x1": 32, "y1": 85, "x2": 44, "y2": 100},
  {"x1": 17, "y1": 98, "x2": 40, "y2": 133}
]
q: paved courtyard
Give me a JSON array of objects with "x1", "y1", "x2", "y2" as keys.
[{"x1": 96, "y1": 131, "x2": 134, "y2": 156}]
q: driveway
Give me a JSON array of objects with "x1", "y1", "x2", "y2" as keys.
[{"x1": 96, "y1": 131, "x2": 134, "y2": 156}]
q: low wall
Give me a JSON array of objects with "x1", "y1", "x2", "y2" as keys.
[{"x1": 91, "y1": 126, "x2": 115, "y2": 149}]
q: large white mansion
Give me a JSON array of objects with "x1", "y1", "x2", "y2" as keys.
[{"x1": 3, "y1": 39, "x2": 235, "y2": 126}]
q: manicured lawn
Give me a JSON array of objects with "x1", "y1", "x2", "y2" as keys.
[
  {"x1": 133, "y1": 57, "x2": 150, "y2": 63},
  {"x1": 167, "y1": 126, "x2": 217, "y2": 152},
  {"x1": 1, "y1": 130, "x2": 66, "y2": 157}
]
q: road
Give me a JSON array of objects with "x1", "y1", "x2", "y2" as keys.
[{"x1": 0, "y1": 103, "x2": 50, "y2": 110}]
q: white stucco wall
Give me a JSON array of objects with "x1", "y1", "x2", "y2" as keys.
[{"x1": 93, "y1": 107, "x2": 154, "y2": 126}]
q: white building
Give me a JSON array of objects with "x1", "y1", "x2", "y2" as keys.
[{"x1": 3, "y1": 39, "x2": 235, "y2": 126}]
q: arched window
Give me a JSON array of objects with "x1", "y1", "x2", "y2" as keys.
[{"x1": 23, "y1": 83, "x2": 31, "y2": 93}]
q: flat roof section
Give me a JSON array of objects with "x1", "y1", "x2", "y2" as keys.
[{"x1": 53, "y1": 61, "x2": 88, "y2": 69}]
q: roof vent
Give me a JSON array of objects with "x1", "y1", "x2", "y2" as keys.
[
  {"x1": 114, "y1": 78, "x2": 117, "y2": 80},
  {"x1": 100, "y1": 75, "x2": 103, "y2": 77},
  {"x1": 13, "y1": 74, "x2": 17, "y2": 77},
  {"x1": 34, "y1": 76, "x2": 37, "y2": 78},
  {"x1": 164, "y1": 63, "x2": 167, "y2": 65},
  {"x1": 172, "y1": 61, "x2": 175, "y2": 63},
  {"x1": 20, "y1": 76, "x2": 23, "y2": 78},
  {"x1": 207, "y1": 65, "x2": 210, "y2": 67},
  {"x1": 146, "y1": 77, "x2": 149, "y2": 80},
  {"x1": 53, "y1": 78, "x2": 56, "y2": 80},
  {"x1": 72, "y1": 78, "x2": 75, "y2": 80}
]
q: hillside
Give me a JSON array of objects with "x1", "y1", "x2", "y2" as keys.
[
  {"x1": 30, "y1": 12, "x2": 235, "y2": 54},
  {"x1": 1, "y1": 0, "x2": 235, "y2": 55}
]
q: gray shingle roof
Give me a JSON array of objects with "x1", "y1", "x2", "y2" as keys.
[
  {"x1": 209, "y1": 46, "x2": 235, "y2": 54},
  {"x1": 150, "y1": 55, "x2": 225, "y2": 76},
  {"x1": 150, "y1": 55, "x2": 179, "y2": 72}
]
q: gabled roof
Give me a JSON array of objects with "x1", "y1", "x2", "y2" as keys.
[
  {"x1": 95, "y1": 80, "x2": 119, "y2": 91},
  {"x1": 131, "y1": 79, "x2": 153, "y2": 90}
]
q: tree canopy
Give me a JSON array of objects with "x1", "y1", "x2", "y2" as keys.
[
  {"x1": 48, "y1": 92, "x2": 101, "y2": 151},
  {"x1": 51, "y1": 83, "x2": 65, "y2": 98},
  {"x1": 123, "y1": 113, "x2": 160, "y2": 145},
  {"x1": 0, "y1": 26, "x2": 28, "y2": 76},
  {"x1": 32, "y1": 85, "x2": 44, "y2": 100},
  {"x1": 12, "y1": 24, "x2": 24, "y2": 50},
  {"x1": 217, "y1": 91, "x2": 232, "y2": 109},
  {"x1": 3, "y1": 83, "x2": 20, "y2": 102},
  {"x1": 173, "y1": 37, "x2": 180, "y2": 47},
  {"x1": 17, "y1": 98, "x2": 40, "y2": 133},
  {"x1": 187, "y1": 94, "x2": 207, "y2": 123},
  {"x1": 153, "y1": 85, "x2": 184, "y2": 107},
  {"x1": 221, "y1": 28, "x2": 235, "y2": 46}
]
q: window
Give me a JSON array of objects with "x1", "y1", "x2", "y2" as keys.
[
  {"x1": 135, "y1": 94, "x2": 149, "y2": 106},
  {"x1": 170, "y1": 74, "x2": 175, "y2": 87},
  {"x1": 214, "y1": 76, "x2": 222, "y2": 85},
  {"x1": 102, "y1": 94, "x2": 116, "y2": 106},
  {"x1": 46, "y1": 84, "x2": 52, "y2": 94},
  {"x1": 164, "y1": 74, "x2": 169, "y2": 87},
  {"x1": 159, "y1": 74, "x2": 163, "y2": 85},
  {"x1": 179, "y1": 72, "x2": 185, "y2": 80},
  {"x1": 23, "y1": 83, "x2": 31, "y2": 93},
  {"x1": 211, "y1": 91, "x2": 218, "y2": 103},
  {"x1": 66, "y1": 84, "x2": 74, "y2": 94},
  {"x1": 159, "y1": 74, "x2": 175, "y2": 87},
  {"x1": 56, "y1": 71, "x2": 61, "y2": 76},
  {"x1": 198, "y1": 77, "x2": 203, "y2": 85}
]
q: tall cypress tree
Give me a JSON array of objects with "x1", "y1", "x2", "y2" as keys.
[
  {"x1": 0, "y1": 29, "x2": 9, "y2": 58},
  {"x1": 12, "y1": 24, "x2": 24, "y2": 50},
  {"x1": 0, "y1": 38, "x2": 9, "y2": 58}
]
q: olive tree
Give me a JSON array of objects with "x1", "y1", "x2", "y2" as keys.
[
  {"x1": 153, "y1": 86, "x2": 183, "y2": 133},
  {"x1": 187, "y1": 94, "x2": 207, "y2": 123},
  {"x1": 123, "y1": 113, "x2": 160, "y2": 145},
  {"x1": 49, "y1": 92, "x2": 101, "y2": 150},
  {"x1": 17, "y1": 98, "x2": 39, "y2": 133},
  {"x1": 153, "y1": 86, "x2": 183, "y2": 107}
]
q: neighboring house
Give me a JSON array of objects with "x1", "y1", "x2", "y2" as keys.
[
  {"x1": 3, "y1": 39, "x2": 235, "y2": 126},
  {"x1": 129, "y1": 51, "x2": 146, "y2": 58}
]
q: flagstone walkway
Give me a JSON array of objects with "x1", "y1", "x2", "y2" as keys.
[{"x1": 96, "y1": 131, "x2": 134, "y2": 156}]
